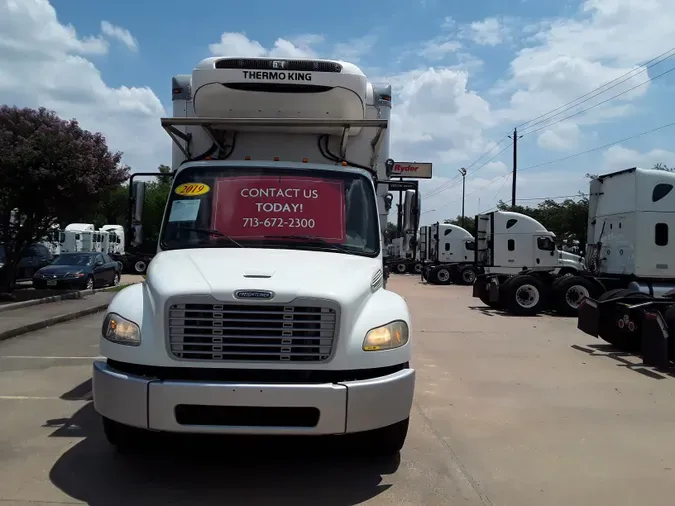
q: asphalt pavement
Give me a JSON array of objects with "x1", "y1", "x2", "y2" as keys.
[{"x1": 1, "y1": 276, "x2": 675, "y2": 505}]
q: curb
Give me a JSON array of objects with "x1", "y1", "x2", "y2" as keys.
[
  {"x1": 0, "y1": 303, "x2": 110, "y2": 342},
  {"x1": 0, "y1": 284, "x2": 134, "y2": 314}
]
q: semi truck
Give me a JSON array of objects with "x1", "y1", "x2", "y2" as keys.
[
  {"x1": 92, "y1": 56, "x2": 415, "y2": 456},
  {"x1": 420, "y1": 222, "x2": 481, "y2": 285},
  {"x1": 385, "y1": 187, "x2": 423, "y2": 275},
  {"x1": 573, "y1": 167, "x2": 675, "y2": 364},
  {"x1": 472, "y1": 210, "x2": 586, "y2": 316}
]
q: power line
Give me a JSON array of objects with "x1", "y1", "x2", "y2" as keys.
[
  {"x1": 425, "y1": 141, "x2": 513, "y2": 199},
  {"x1": 520, "y1": 64, "x2": 675, "y2": 136},
  {"x1": 518, "y1": 120, "x2": 675, "y2": 173},
  {"x1": 516, "y1": 46, "x2": 675, "y2": 130},
  {"x1": 434, "y1": 120, "x2": 675, "y2": 212}
]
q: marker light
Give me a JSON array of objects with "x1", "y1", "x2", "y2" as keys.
[
  {"x1": 245, "y1": 156, "x2": 251, "y2": 160},
  {"x1": 273, "y1": 156, "x2": 280, "y2": 161},
  {"x1": 102, "y1": 313, "x2": 141, "y2": 346},
  {"x1": 341, "y1": 161, "x2": 348, "y2": 166},
  {"x1": 302, "y1": 158, "x2": 309, "y2": 163},
  {"x1": 362, "y1": 320, "x2": 409, "y2": 351}
]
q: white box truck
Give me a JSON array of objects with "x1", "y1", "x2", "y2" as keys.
[{"x1": 92, "y1": 56, "x2": 415, "y2": 456}]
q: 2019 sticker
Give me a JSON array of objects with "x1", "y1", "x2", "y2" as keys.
[{"x1": 174, "y1": 182, "x2": 210, "y2": 196}]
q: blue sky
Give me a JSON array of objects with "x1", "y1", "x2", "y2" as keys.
[{"x1": 2, "y1": 0, "x2": 675, "y2": 225}]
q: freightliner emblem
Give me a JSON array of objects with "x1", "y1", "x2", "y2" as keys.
[{"x1": 234, "y1": 290, "x2": 275, "y2": 300}]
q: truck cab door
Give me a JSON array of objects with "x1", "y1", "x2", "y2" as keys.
[{"x1": 533, "y1": 235, "x2": 557, "y2": 269}]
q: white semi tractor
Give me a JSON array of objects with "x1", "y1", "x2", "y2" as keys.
[
  {"x1": 472, "y1": 210, "x2": 586, "y2": 316},
  {"x1": 572, "y1": 167, "x2": 675, "y2": 364},
  {"x1": 420, "y1": 222, "x2": 481, "y2": 285},
  {"x1": 92, "y1": 56, "x2": 415, "y2": 456}
]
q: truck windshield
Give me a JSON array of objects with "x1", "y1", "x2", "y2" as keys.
[{"x1": 160, "y1": 166, "x2": 380, "y2": 257}]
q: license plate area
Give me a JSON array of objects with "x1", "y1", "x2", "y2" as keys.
[
  {"x1": 47, "y1": 280, "x2": 57, "y2": 286},
  {"x1": 174, "y1": 405, "x2": 320, "y2": 427}
]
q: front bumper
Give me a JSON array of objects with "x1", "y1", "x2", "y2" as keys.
[{"x1": 93, "y1": 361, "x2": 415, "y2": 436}]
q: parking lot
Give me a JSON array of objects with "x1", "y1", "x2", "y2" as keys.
[{"x1": 1, "y1": 275, "x2": 675, "y2": 505}]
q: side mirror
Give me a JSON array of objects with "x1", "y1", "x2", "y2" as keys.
[
  {"x1": 385, "y1": 158, "x2": 395, "y2": 179},
  {"x1": 96, "y1": 259, "x2": 104, "y2": 266}
]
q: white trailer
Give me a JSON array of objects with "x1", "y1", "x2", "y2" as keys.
[
  {"x1": 573, "y1": 167, "x2": 675, "y2": 364},
  {"x1": 420, "y1": 222, "x2": 481, "y2": 285},
  {"x1": 472, "y1": 210, "x2": 585, "y2": 315},
  {"x1": 93, "y1": 56, "x2": 414, "y2": 456}
]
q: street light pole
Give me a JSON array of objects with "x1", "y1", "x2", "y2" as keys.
[{"x1": 458, "y1": 167, "x2": 467, "y2": 227}]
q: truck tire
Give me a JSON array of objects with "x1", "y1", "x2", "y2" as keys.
[
  {"x1": 363, "y1": 417, "x2": 409, "y2": 457},
  {"x1": 458, "y1": 266, "x2": 477, "y2": 286},
  {"x1": 413, "y1": 262, "x2": 423, "y2": 274},
  {"x1": 102, "y1": 417, "x2": 146, "y2": 455},
  {"x1": 505, "y1": 275, "x2": 546, "y2": 316},
  {"x1": 133, "y1": 259, "x2": 147, "y2": 274},
  {"x1": 552, "y1": 276, "x2": 597, "y2": 317},
  {"x1": 395, "y1": 262, "x2": 407, "y2": 274},
  {"x1": 432, "y1": 266, "x2": 451, "y2": 285}
]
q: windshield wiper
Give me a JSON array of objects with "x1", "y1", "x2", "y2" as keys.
[
  {"x1": 179, "y1": 227, "x2": 243, "y2": 248},
  {"x1": 263, "y1": 235, "x2": 351, "y2": 253}
]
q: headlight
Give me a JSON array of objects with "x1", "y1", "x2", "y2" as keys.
[
  {"x1": 362, "y1": 320, "x2": 409, "y2": 351},
  {"x1": 66, "y1": 271, "x2": 85, "y2": 278},
  {"x1": 102, "y1": 312, "x2": 141, "y2": 346}
]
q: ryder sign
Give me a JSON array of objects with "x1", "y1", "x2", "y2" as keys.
[
  {"x1": 212, "y1": 176, "x2": 346, "y2": 242},
  {"x1": 390, "y1": 162, "x2": 433, "y2": 179}
]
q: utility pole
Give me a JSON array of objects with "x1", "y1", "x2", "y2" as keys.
[
  {"x1": 458, "y1": 167, "x2": 467, "y2": 227},
  {"x1": 508, "y1": 128, "x2": 523, "y2": 208}
]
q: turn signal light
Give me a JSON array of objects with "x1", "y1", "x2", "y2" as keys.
[
  {"x1": 273, "y1": 156, "x2": 280, "y2": 161},
  {"x1": 302, "y1": 158, "x2": 309, "y2": 163},
  {"x1": 341, "y1": 161, "x2": 348, "y2": 166},
  {"x1": 245, "y1": 156, "x2": 251, "y2": 160}
]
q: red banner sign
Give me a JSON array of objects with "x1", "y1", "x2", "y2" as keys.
[{"x1": 212, "y1": 176, "x2": 346, "y2": 241}]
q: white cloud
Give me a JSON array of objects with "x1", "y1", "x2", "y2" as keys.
[
  {"x1": 537, "y1": 122, "x2": 581, "y2": 151},
  {"x1": 209, "y1": 32, "x2": 324, "y2": 58},
  {"x1": 602, "y1": 145, "x2": 675, "y2": 171},
  {"x1": 0, "y1": 0, "x2": 167, "y2": 172},
  {"x1": 462, "y1": 17, "x2": 509, "y2": 46},
  {"x1": 494, "y1": 0, "x2": 675, "y2": 133},
  {"x1": 100, "y1": 20, "x2": 138, "y2": 52},
  {"x1": 332, "y1": 34, "x2": 377, "y2": 63}
]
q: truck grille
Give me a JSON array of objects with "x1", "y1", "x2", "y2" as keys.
[{"x1": 168, "y1": 303, "x2": 337, "y2": 362}]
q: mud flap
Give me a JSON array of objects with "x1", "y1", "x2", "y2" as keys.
[
  {"x1": 489, "y1": 281, "x2": 500, "y2": 303},
  {"x1": 472, "y1": 281, "x2": 481, "y2": 298},
  {"x1": 641, "y1": 311, "x2": 669, "y2": 369},
  {"x1": 577, "y1": 298, "x2": 600, "y2": 337}
]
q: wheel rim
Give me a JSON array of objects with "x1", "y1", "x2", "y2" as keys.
[
  {"x1": 515, "y1": 284, "x2": 540, "y2": 309},
  {"x1": 437, "y1": 269, "x2": 450, "y2": 282},
  {"x1": 135, "y1": 261, "x2": 146, "y2": 273},
  {"x1": 414, "y1": 263, "x2": 422, "y2": 273},
  {"x1": 86, "y1": 278, "x2": 93, "y2": 289},
  {"x1": 113, "y1": 274, "x2": 120, "y2": 286},
  {"x1": 463, "y1": 270, "x2": 476, "y2": 283},
  {"x1": 565, "y1": 285, "x2": 589, "y2": 309}
]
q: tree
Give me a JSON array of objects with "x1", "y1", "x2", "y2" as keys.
[
  {"x1": 496, "y1": 196, "x2": 589, "y2": 246},
  {"x1": 0, "y1": 106, "x2": 128, "y2": 293},
  {"x1": 383, "y1": 222, "x2": 397, "y2": 245},
  {"x1": 444, "y1": 216, "x2": 476, "y2": 236}
]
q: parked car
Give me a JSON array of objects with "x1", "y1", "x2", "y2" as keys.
[
  {"x1": 16, "y1": 243, "x2": 54, "y2": 280},
  {"x1": 32, "y1": 252, "x2": 121, "y2": 290},
  {"x1": 0, "y1": 243, "x2": 54, "y2": 283}
]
